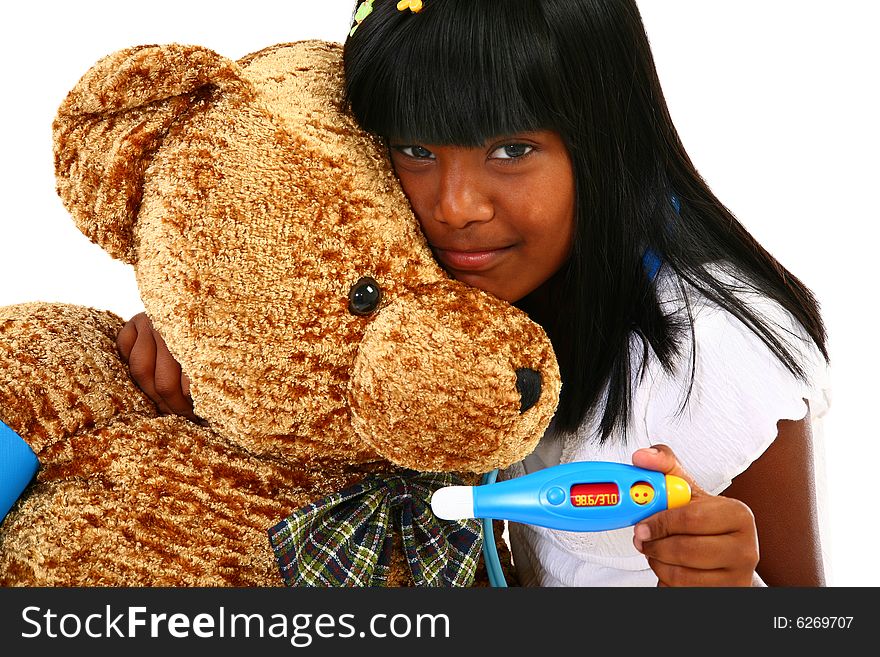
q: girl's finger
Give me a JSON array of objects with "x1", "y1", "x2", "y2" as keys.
[
  {"x1": 116, "y1": 316, "x2": 140, "y2": 361},
  {"x1": 631, "y1": 443, "x2": 708, "y2": 498},
  {"x1": 126, "y1": 327, "x2": 170, "y2": 414},
  {"x1": 635, "y1": 530, "x2": 758, "y2": 571},
  {"x1": 647, "y1": 559, "x2": 752, "y2": 587},
  {"x1": 635, "y1": 496, "x2": 757, "y2": 547},
  {"x1": 153, "y1": 339, "x2": 192, "y2": 417}
]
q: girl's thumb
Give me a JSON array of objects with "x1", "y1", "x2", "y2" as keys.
[{"x1": 631, "y1": 443, "x2": 707, "y2": 499}]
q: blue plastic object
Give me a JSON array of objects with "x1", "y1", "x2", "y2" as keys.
[
  {"x1": 0, "y1": 419, "x2": 39, "y2": 523},
  {"x1": 477, "y1": 462, "x2": 690, "y2": 586},
  {"x1": 475, "y1": 461, "x2": 681, "y2": 532}
]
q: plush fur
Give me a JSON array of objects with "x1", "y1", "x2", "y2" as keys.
[{"x1": 0, "y1": 41, "x2": 560, "y2": 586}]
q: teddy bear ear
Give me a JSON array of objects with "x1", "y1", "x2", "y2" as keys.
[{"x1": 53, "y1": 44, "x2": 247, "y2": 263}]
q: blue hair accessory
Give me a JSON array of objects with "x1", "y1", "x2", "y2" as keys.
[
  {"x1": 642, "y1": 193, "x2": 680, "y2": 280},
  {"x1": 0, "y1": 419, "x2": 39, "y2": 523},
  {"x1": 642, "y1": 249, "x2": 662, "y2": 281}
]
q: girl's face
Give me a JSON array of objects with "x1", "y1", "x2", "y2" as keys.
[{"x1": 388, "y1": 130, "x2": 576, "y2": 303}]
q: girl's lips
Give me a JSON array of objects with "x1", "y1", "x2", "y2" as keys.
[{"x1": 433, "y1": 246, "x2": 513, "y2": 272}]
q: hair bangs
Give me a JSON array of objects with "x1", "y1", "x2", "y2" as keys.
[{"x1": 345, "y1": 0, "x2": 563, "y2": 145}]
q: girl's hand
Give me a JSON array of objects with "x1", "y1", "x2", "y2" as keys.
[
  {"x1": 631, "y1": 444, "x2": 760, "y2": 587},
  {"x1": 116, "y1": 312, "x2": 198, "y2": 422}
]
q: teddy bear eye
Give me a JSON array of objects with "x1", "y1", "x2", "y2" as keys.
[{"x1": 348, "y1": 277, "x2": 383, "y2": 316}]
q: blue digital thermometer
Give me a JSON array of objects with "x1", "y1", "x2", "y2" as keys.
[{"x1": 431, "y1": 461, "x2": 690, "y2": 532}]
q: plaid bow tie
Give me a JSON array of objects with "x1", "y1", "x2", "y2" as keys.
[{"x1": 268, "y1": 470, "x2": 482, "y2": 587}]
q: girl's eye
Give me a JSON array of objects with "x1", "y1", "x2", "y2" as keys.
[
  {"x1": 489, "y1": 143, "x2": 534, "y2": 159},
  {"x1": 395, "y1": 145, "x2": 435, "y2": 159}
]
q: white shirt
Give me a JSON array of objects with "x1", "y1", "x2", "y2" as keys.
[{"x1": 500, "y1": 267, "x2": 832, "y2": 587}]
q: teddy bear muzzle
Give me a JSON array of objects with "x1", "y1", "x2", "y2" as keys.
[{"x1": 347, "y1": 287, "x2": 561, "y2": 474}]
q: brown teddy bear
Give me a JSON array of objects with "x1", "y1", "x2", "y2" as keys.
[{"x1": 0, "y1": 41, "x2": 560, "y2": 586}]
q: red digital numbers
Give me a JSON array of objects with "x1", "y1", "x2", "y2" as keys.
[{"x1": 570, "y1": 482, "x2": 620, "y2": 507}]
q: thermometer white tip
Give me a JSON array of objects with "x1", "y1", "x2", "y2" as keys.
[{"x1": 430, "y1": 486, "x2": 475, "y2": 520}]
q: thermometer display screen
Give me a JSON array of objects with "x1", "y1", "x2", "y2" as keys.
[{"x1": 570, "y1": 482, "x2": 620, "y2": 507}]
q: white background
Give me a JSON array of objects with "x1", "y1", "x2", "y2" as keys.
[{"x1": 1, "y1": 1, "x2": 877, "y2": 586}]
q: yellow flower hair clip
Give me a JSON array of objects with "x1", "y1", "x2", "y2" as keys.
[
  {"x1": 397, "y1": 0, "x2": 423, "y2": 12},
  {"x1": 350, "y1": 0, "x2": 423, "y2": 37}
]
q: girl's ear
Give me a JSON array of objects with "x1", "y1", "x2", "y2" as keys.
[{"x1": 52, "y1": 44, "x2": 250, "y2": 264}]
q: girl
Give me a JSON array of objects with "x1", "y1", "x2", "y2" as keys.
[{"x1": 117, "y1": 0, "x2": 830, "y2": 586}]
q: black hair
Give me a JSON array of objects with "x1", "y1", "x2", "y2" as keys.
[{"x1": 344, "y1": 0, "x2": 828, "y2": 441}]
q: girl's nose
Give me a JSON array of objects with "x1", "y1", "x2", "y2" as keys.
[{"x1": 432, "y1": 164, "x2": 493, "y2": 229}]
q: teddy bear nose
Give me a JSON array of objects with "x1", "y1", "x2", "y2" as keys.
[{"x1": 515, "y1": 368, "x2": 543, "y2": 414}]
